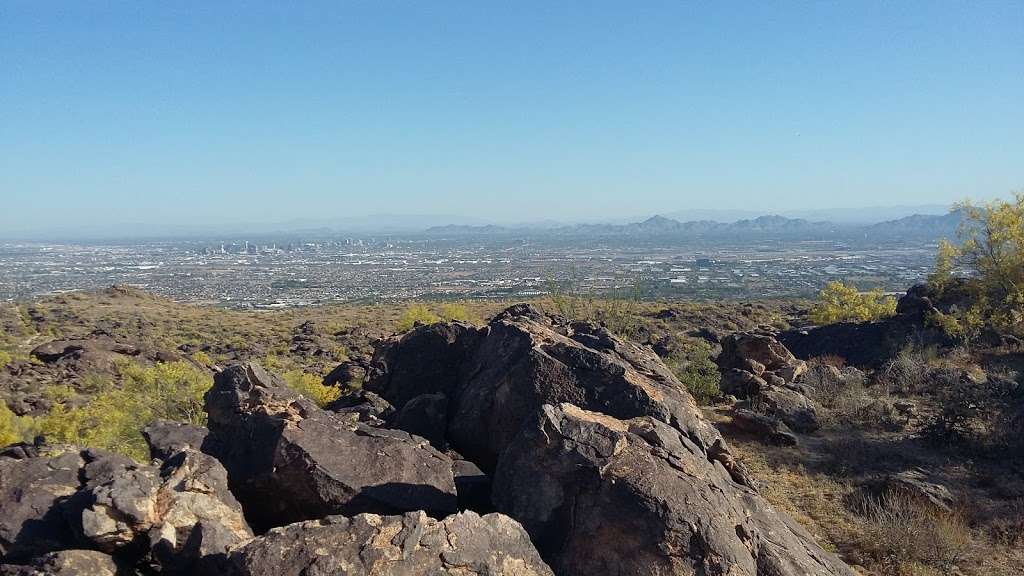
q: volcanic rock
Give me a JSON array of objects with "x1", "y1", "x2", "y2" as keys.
[
  {"x1": 366, "y1": 306, "x2": 727, "y2": 473},
  {"x1": 492, "y1": 403, "x2": 854, "y2": 576},
  {"x1": 0, "y1": 550, "x2": 130, "y2": 575},
  {"x1": 203, "y1": 362, "x2": 457, "y2": 530},
  {"x1": 142, "y1": 420, "x2": 209, "y2": 461},
  {"x1": 227, "y1": 511, "x2": 553, "y2": 576}
]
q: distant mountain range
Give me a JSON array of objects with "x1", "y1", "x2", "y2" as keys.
[{"x1": 424, "y1": 211, "x2": 962, "y2": 240}]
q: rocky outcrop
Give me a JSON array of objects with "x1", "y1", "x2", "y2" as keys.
[
  {"x1": 30, "y1": 333, "x2": 139, "y2": 364},
  {"x1": 68, "y1": 448, "x2": 251, "y2": 573},
  {"x1": 493, "y1": 403, "x2": 854, "y2": 576},
  {"x1": 778, "y1": 284, "x2": 966, "y2": 368},
  {"x1": 227, "y1": 511, "x2": 553, "y2": 576},
  {"x1": 365, "y1": 306, "x2": 726, "y2": 473},
  {"x1": 0, "y1": 445, "x2": 249, "y2": 574},
  {"x1": 718, "y1": 332, "x2": 807, "y2": 382},
  {"x1": 717, "y1": 333, "x2": 822, "y2": 433},
  {"x1": 203, "y1": 363, "x2": 457, "y2": 531}
]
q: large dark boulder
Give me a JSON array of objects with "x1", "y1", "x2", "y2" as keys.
[
  {"x1": 203, "y1": 363, "x2": 457, "y2": 531},
  {"x1": 778, "y1": 319, "x2": 933, "y2": 368},
  {"x1": 227, "y1": 510, "x2": 553, "y2": 576},
  {"x1": 366, "y1": 306, "x2": 727, "y2": 473},
  {"x1": 0, "y1": 450, "x2": 85, "y2": 561},
  {"x1": 389, "y1": 393, "x2": 448, "y2": 450},
  {"x1": 364, "y1": 321, "x2": 482, "y2": 408},
  {"x1": 142, "y1": 420, "x2": 209, "y2": 461},
  {"x1": 30, "y1": 333, "x2": 138, "y2": 364},
  {"x1": 492, "y1": 404, "x2": 855, "y2": 576},
  {"x1": 322, "y1": 361, "x2": 367, "y2": 387}
]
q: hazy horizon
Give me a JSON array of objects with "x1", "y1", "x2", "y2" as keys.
[{"x1": 2, "y1": 2, "x2": 1021, "y2": 233}]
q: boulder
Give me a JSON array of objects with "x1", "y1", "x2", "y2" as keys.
[
  {"x1": 203, "y1": 363, "x2": 457, "y2": 531},
  {"x1": 323, "y1": 389, "x2": 394, "y2": 423},
  {"x1": 367, "y1": 306, "x2": 727, "y2": 473},
  {"x1": 492, "y1": 404, "x2": 855, "y2": 576},
  {"x1": 0, "y1": 449, "x2": 86, "y2": 561},
  {"x1": 717, "y1": 332, "x2": 804, "y2": 377},
  {"x1": 142, "y1": 420, "x2": 209, "y2": 461},
  {"x1": 886, "y1": 469, "x2": 956, "y2": 512},
  {"x1": 147, "y1": 450, "x2": 253, "y2": 574},
  {"x1": 389, "y1": 393, "x2": 448, "y2": 450},
  {"x1": 0, "y1": 550, "x2": 129, "y2": 576},
  {"x1": 74, "y1": 463, "x2": 160, "y2": 553},
  {"x1": 755, "y1": 385, "x2": 822, "y2": 433},
  {"x1": 364, "y1": 321, "x2": 482, "y2": 409},
  {"x1": 719, "y1": 368, "x2": 767, "y2": 398},
  {"x1": 730, "y1": 408, "x2": 799, "y2": 446},
  {"x1": 66, "y1": 448, "x2": 252, "y2": 572},
  {"x1": 227, "y1": 511, "x2": 554, "y2": 576},
  {"x1": 322, "y1": 361, "x2": 367, "y2": 387}
]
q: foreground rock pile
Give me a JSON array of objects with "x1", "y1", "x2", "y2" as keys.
[
  {"x1": 0, "y1": 305, "x2": 856, "y2": 575},
  {"x1": 717, "y1": 332, "x2": 825, "y2": 443}
]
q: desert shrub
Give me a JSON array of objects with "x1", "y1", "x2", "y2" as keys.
[
  {"x1": 282, "y1": 370, "x2": 342, "y2": 407},
  {"x1": 802, "y1": 362, "x2": 904, "y2": 431},
  {"x1": 0, "y1": 350, "x2": 11, "y2": 370},
  {"x1": 809, "y1": 281, "x2": 897, "y2": 325},
  {"x1": 80, "y1": 372, "x2": 113, "y2": 394},
  {"x1": 666, "y1": 340, "x2": 721, "y2": 405},
  {"x1": 987, "y1": 499, "x2": 1024, "y2": 547},
  {"x1": 854, "y1": 491, "x2": 971, "y2": 576},
  {"x1": 191, "y1": 350, "x2": 213, "y2": 365},
  {"x1": 395, "y1": 304, "x2": 440, "y2": 333},
  {"x1": 878, "y1": 344, "x2": 939, "y2": 394},
  {"x1": 922, "y1": 369, "x2": 1022, "y2": 454},
  {"x1": 929, "y1": 195, "x2": 1024, "y2": 336},
  {"x1": 37, "y1": 360, "x2": 210, "y2": 460},
  {"x1": 439, "y1": 303, "x2": 471, "y2": 323},
  {"x1": 0, "y1": 402, "x2": 24, "y2": 446}
]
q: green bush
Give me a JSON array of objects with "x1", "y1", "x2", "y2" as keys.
[
  {"x1": 667, "y1": 340, "x2": 721, "y2": 405},
  {"x1": 0, "y1": 350, "x2": 11, "y2": 370},
  {"x1": 439, "y1": 303, "x2": 471, "y2": 323},
  {"x1": 395, "y1": 304, "x2": 440, "y2": 333},
  {"x1": 282, "y1": 369, "x2": 342, "y2": 407},
  {"x1": 929, "y1": 195, "x2": 1024, "y2": 335},
  {"x1": 0, "y1": 402, "x2": 25, "y2": 446},
  {"x1": 809, "y1": 281, "x2": 897, "y2": 325},
  {"x1": 37, "y1": 360, "x2": 210, "y2": 460}
]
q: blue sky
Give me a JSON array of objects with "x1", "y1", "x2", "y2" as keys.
[{"x1": 1, "y1": 2, "x2": 1021, "y2": 232}]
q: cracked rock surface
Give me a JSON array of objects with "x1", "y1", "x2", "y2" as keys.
[
  {"x1": 203, "y1": 362, "x2": 458, "y2": 531},
  {"x1": 228, "y1": 510, "x2": 554, "y2": 576},
  {"x1": 492, "y1": 403, "x2": 856, "y2": 576}
]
